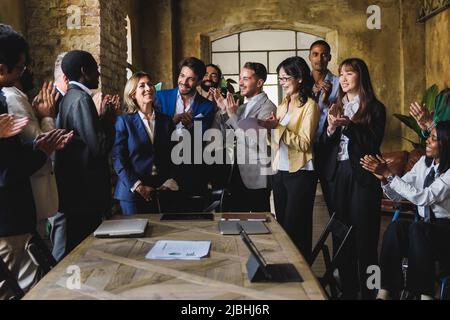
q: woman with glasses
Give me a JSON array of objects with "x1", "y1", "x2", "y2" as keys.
[
  {"x1": 112, "y1": 72, "x2": 178, "y2": 215},
  {"x1": 259, "y1": 56, "x2": 319, "y2": 262},
  {"x1": 320, "y1": 58, "x2": 386, "y2": 299}
]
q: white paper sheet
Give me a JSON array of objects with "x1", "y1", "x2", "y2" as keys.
[{"x1": 145, "y1": 240, "x2": 211, "y2": 260}]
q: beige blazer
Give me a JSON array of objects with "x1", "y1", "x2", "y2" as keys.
[{"x1": 271, "y1": 96, "x2": 319, "y2": 173}]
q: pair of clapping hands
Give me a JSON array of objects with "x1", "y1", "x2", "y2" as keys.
[
  {"x1": 93, "y1": 92, "x2": 121, "y2": 118},
  {"x1": 0, "y1": 114, "x2": 73, "y2": 154},
  {"x1": 211, "y1": 88, "x2": 239, "y2": 116}
]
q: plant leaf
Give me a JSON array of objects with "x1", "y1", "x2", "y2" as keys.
[
  {"x1": 393, "y1": 114, "x2": 423, "y2": 135},
  {"x1": 422, "y1": 84, "x2": 439, "y2": 113}
]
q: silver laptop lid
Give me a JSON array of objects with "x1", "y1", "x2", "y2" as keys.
[{"x1": 94, "y1": 219, "x2": 148, "y2": 237}]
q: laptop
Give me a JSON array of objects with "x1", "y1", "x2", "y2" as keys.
[
  {"x1": 219, "y1": 220, "x2": 270, "y2": 235},
  {"x1": 238, "y1": 225, "x2": 303, "y2": 283},
  {"x1": 94, "y1": 219, "x2": 148, "y2": 238}
]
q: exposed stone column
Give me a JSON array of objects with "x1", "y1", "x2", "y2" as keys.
[{"x1": 24, "y1": 0, "x2": 127, "y2": 95}]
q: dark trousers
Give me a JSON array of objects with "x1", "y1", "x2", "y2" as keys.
[
  {"x1": 228, "y1": 165, "x2": 270, "y2": 212},
  {"x1": 380, "y1": 219, "x2": 450, "y2": 296},
  {"x1": 119, "y1": 198, "x2": 160, "y2": 215},
  {"x1": 313, "y1": 143, "x2": 334, "y2": 215},
  {"x1": 65, "y1": 212, "x2": 103, "y2": 253},
  {"x1": 271, "y1": 169, "x2": 317, "y2": 262},
  {"x1": 325, "y1": 160, "x2": 381, "y2": 299}
]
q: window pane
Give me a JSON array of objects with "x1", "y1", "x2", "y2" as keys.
[
  {"x1": 241, "y1": 30, "x2": 296, "y2": 51},
  {"x1": 297, "y1": 32, "x2": 323, "y2": 49},
  {"x1": 264, "y1": 85, "x2": 279, "y2": 106},
  {"x1": 266, "y1": 74, "x2": 278, "y2": 85},
  {"x1": 240, "y1": 52, "x2": 267, "y2": 69},
  {"x1": 212, "y1": 53, "x2": 239, "y2": 75},
  {"x1": 269, "y1": 51, "x2": 296, "y2": 73},
  {"x1": 212, "y1": 34, "x2": 238, "y2": 52},
  {"x1": 297, "y1": 51, "x2": 312, "y2": 70}
]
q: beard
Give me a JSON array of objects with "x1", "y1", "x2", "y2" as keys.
[{"x1": 200, "y1": 80, "x2": 219, "y2": 92}]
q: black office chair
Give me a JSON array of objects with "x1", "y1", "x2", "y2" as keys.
[
  {"x1": 309, "y1": 213, "x2": 354, "y2": 299},
  {"x1": 25, "y1": 232, "x2": 57, "y2": 275},
  {"x1": 0, "y1": 256, "x2": 24, "y2": 300}
]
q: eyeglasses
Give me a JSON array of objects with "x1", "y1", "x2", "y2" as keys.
[{"x1": 278, "y1": 76, "x2": 293, "y2": 83}]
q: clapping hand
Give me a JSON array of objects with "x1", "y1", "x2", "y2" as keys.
[
  {"x1": 34, "y1": 129, "x2": 74, "y2": 156},
  {"x1": 0, "y1": 114, "x2": 29, "y2": 138},
  {"x1": 226, "y1": 92, "x2": 238, "y2": 116},
  {"x1": 212, "y1": 88, "x2": 227, "y2": 113},
  {"x1": 32, "y1": 81, "x2": 59, "y2": 119},
  {"x1": 409, "y1": 102, "x2": 432, "y2": 131},
  {"x1": 327, "y1": 103, "x2": 350, "y2": 132},
  {"x1": 360, "y1": 155, "x2": 393, "y2": 181},
  {"x1": 258, "y1": 112, "x2": 279, "y2": 130}
]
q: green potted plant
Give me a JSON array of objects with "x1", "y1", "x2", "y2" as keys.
[{"x1": 393, "y1": 84, "x2": 448, "y2": 149}]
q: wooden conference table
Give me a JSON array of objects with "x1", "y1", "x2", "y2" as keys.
[{"x1": 24, "y1": 213, "x2": 327, "y2": 300}]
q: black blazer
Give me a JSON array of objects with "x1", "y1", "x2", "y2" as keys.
[
  {"x1": 320, "y1": 99, "x2": 386, "y2": 186},
  {"x1": 55, "y1": 84, "x2": 115, "y2": 215},
  {"x1": 0, "y1": 93, "x2": 47, "y2": 237}
]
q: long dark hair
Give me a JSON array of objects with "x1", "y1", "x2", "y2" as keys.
[
  {"x1": 276, "y1": 56, "x2": 313, "y2": 104},
  {"x1": 336, "y1": 58, "x2": 378, "y2": 127},
  {"x1": 427, "y1": 120, "x2": 450, "y2": 174}
]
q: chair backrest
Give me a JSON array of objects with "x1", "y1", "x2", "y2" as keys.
[
  {"x1": 0, "y1": 257, "x2": 24, "y2": 300},
  {"x1": 25, "y1": 232, "x2": 57, "y2": 275},
  {"x1": 309, "y1": 213, "x2": 354, "y2": 299}
]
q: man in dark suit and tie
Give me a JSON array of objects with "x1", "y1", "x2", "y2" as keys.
[
  {"x1": 55, "y1": 50, "x2": 116, "y2": 253},
  {"x1": 155, "y1": 57, "x2": 215, "y2": 209}
]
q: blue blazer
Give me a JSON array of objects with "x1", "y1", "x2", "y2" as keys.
[
  {"x1": 112, "y1": 111, "x2": 174, "y2": 201},
  {"x1": 156, "y1": 88, "x2": 215, "y2": 132}
]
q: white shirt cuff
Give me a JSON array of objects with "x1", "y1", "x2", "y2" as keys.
[{"x1": 130, "y1": 180, "x2": 142, "y2": 193}]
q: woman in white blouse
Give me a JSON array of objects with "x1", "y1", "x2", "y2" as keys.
[
  {"x1": 2, "y1": 69, "x2": 59, "y2": 237},
  {"x1": 361, "y1": 121, "x2": 450, "y2": 300}
]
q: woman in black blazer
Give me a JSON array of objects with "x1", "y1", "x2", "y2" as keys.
[{"x1": 320, "y1": 58, "x2": 386, "y2": 299}]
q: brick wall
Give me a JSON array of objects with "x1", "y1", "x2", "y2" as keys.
[{"x1": 24, "y1": 0, "x2": 127, "y2": 95}]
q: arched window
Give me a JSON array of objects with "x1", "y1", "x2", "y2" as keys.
[{"x1": 211, "y1": 29, "x2": 324, "y2": 104}]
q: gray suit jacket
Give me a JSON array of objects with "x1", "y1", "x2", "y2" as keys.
[{"x1": 220, "y1": 92, "x2": 276, "y2": 189}]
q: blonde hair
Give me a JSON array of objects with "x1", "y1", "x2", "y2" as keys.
[{"x1": 123, "y1": 71, "x2": 152, "y2": 113}]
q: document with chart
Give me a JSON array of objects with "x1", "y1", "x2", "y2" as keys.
[{"x1": 146, "y1": 240, "x2": 211, "y2": 260}]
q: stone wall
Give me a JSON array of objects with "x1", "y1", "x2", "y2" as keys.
[
  {"x1": 425, "y1": 8, "x2": 450, "y2": 90},
  {"x1": 23, "y1": 0, "x2": 127, "y2": 95},
  {"x1": 99, "y1": 0, "x2": 127, "y2": 94},
  {"x1": 0, "y1": 0, "x2": 26, "y2": 33},
  {"x1": 139, "y1": 0, "x2": 427, "y2": 152}
]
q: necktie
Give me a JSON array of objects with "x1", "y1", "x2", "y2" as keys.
[{"x1": 423, "y1": 167, "x2": 436, "y2": 222}]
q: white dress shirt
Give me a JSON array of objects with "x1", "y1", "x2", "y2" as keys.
[
  {"x1": 336, "y1": 95, "x2": 360, "y2": 161},
  {"x1": 130, "y1": 111, "x2": 179, "y2": 193},
  {"x1": 382, "y1": 156, "x2": 450, "y2": 219},
  {"x1": 175, "y1": 91, "x2": 195, "y2": 130},
  {"x1": 68, "y1": 81, "x2": 92, "y2": 96}
]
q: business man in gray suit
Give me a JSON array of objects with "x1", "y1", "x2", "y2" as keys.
[{"x1": 216, "y1": 62, "x2": 276, "y2": 212}]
